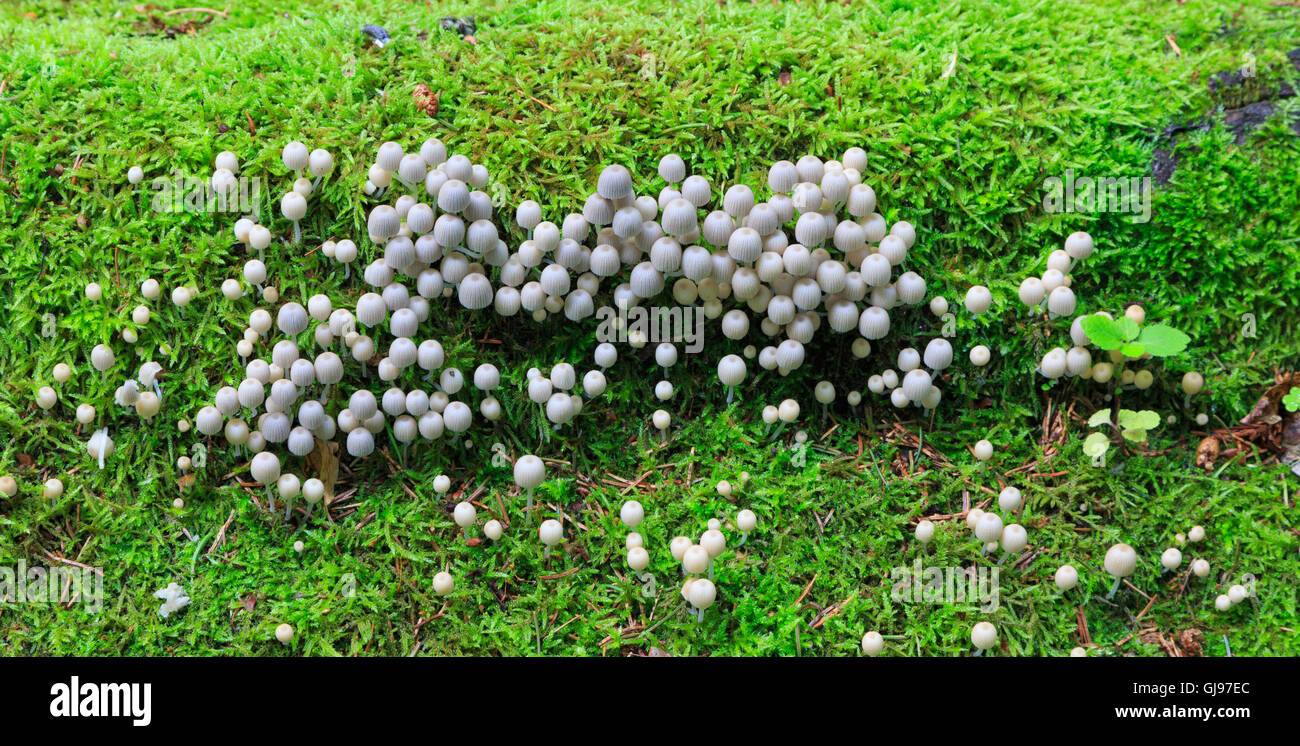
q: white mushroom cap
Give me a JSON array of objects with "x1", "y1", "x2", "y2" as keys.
[
  {"x1": 1160, "y1": 547, "x2": 1183, "y2": 570},
  {"x1": 1046, "y1": 286, "x2": 1076, "y2": 317},
  {"x1": 970, "y1": 622, "x2": 998, "y2": 650},
  {"x1": 281, "y1": 191, "x2": 307, "y2": 221},
  {"x1": 901, "y1": 369, "x2": 932, "y2": 404},
  {"x1": 620, "y1": 500, "x2": 644, "y2": 528},
  {"x1": 1018, "y1": 277, "x2": 1045, "y2": 306},
  {"x1": 275, "y1": 623, "x2": 295, "y2": 644},
  {"x1": 681, "y1": 545, "x2": 709, "y2": 574},
  {"x1": 539, "y1": 519, "x2": 564, "y2": 547},
  {"x1": 249, "y1": 451, "x2": 281, "y2": 484},
  {"x1": 1064, "y1": 231, "x2": 1094, "y2": 259},
  {"x1": 737, "y1": 509, "x2": 757, "y2": 533},
  {"x1": 688, "y1": 578, "x2": 716, "y2": 610},
  {"x1": 453, "y1": 501, "x2": 477, "y2": 528},
  {"x1": 777, "y1": 398, "x2": 800, "y2": 423},
  {"x1": 127, "y1": 166, "x2": 144, "y2": 185},
  {"x1": 861, "y1": 631, "x2": 884, "y2": 656},
  {"x1": 1103, "y1": 543, "x2": 1138, "y2": 578},
  {"x1": 282, "y1": 141, "x2": 309, "y2": 172},
  {"x1": 627, "y1": 547, "x2": 650, "y2": 571},
  {"x1": 908, "y1": 518, "x2": 934, "y2": 544},
  {"x1": 998, "y1": 486, "x2": 1022, "y2": 512},
  {"x1": 1190, "y1": 558, "x2": 1210, "y2": 578},
  {"x1": 1000, "y1": 524, "x2": 1027, "y2": 554},
  {"x1": 596, "y1": 164, "x2": 634, "y2": 201},
  {"x1": 1187, "y1": 525, "x2": 1205, "y2": 542},
  {"x1": 658, "y1": 154, "x2": 686, "y2": 184},
  {"x1": 964, "y1": 285, "x2": 992, "y2": 314},
  {"x1": 700, "y1": 529, "x2": 726, "y2": 558},
  {"x1": 514, "y1": 455, "x2": 546, "y2": 489},
  {"x1": 433, "y1": 571, "x2": 455, "y2": 595},
  {"x1": 974, "y1": 512, "x2": 1004, "y2": 543},
  {"x1": 90, "y1": 344, "x2": 116, "y2": 372},
  {"x1": 1054, "y1": 564, "x2": 1079, "y2": 591}
]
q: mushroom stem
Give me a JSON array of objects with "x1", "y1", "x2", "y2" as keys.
[
  {"x1": 696, "y1": 607, "x2": 705, "y2": 623},
  {"x1": 312, "y1": 176, "x2": 324, "y2": 191},
  {"x1": 526, "y1": 487, "x2": 534, "y2": 517},
  {"x1": 96, "y1": 428, "x2": 107, "y2": 470},
  {"x1": 770, "y1": 421, "x2": 787, "y2": 442},
  {"x1": 319, "y1": 383, "x2": 331, "y2": 403},
  {"x1": 153, "y1": 381, "x2": 163, "y2": 400},
  {"x1": 1106, "y1": 576, "x2": 1123, "y2": 600},
  {"x1": 997, "y1": 552, "x2": 1009, "y2": 565},
  {"x1": 738, "y1": 531, "x2": 748, "y2": 546},
  {"x1": 973, "y1": 648, "x2": 984, "y2": 657},
  {"x1": 343, "y1": 264, "x2": 350, "y2": 279},
  {"x1": 266, "y1": 486, "x2": 276, "y2": 514},
  {"x1": 726, "y1": 386, "x2": 734, "y2": 404},
  {"x1": 292, "y1": 220, "x2": 302, "y2": 245},
  {"x1": 284, "y1": 494, "x2": 294, "y2": 521},
  {"x1": 304, "y1": 502, "x2": 315, "y2": 520}
]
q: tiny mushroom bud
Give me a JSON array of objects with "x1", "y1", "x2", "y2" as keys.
[
  {"x1": 275, "y1": 623, "x2": 295, "y2": 644},
  {"x1": 454, "y1": 501, "x2": 477, "y2": 531},
  {"x1": 1187, "y1": 525, "x2": 1205, "y2": 543},
  {"x1": 539, "y1": 519, "x2": 564, "y2": 548},
  {"x1": 620, "y1": 500, "x2": 644, "y2": 528},
  {"x1": 1160, "y1": 547, "x2": 1183, "y2": 571},
  {"x1": 861, "y1": 631, "x2": 885, "y2": 657},
  {"x1": 1190, "y1": 558, "x2": 1210, "y2": 578},
  {"x1": 970, "y1": 622, "x2": 998, "y2": 653},
  {"x1": 915, "y1": 519, "x2": 935, "y2": 544},
  {"x1": 1054, "y1": 564, "x2": 1079, "y2": 591},
  {"x1": 44, "y1": 477, "x2": 65, "y2": 499},
  {"x1": 1103, "y1": 543, "x2": 1138, "y2": 599}
]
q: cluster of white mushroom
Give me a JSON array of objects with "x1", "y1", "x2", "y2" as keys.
[
  {"x1": 620, "y1": 496, "x2": 758, "y2": 623},
  {"x1": 41, "y1": 276, "x2": 203, "y2": 473}
]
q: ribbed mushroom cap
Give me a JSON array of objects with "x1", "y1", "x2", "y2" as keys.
[
  {"x1": 661, "y1": 198, "x2": 698, "y2": 237},
  {"x1": 514, "y1": 454, "x2": 546, "y2": 488},
  {"x1": 857, "y1": 306, "x2": 890, "y2": 340},
  {"x1": 726, "y1": 227, "x2": 763, "y2": 264},
  {"x1": 313, "y1": 352, "x2": 343, "y2": 385},
  {"x1": 367, "y1": 205, "x2": 400, "y2": 242},
  {"x1": 1046, "y1": 286, "x2": 1076, "y2": 316},
  {"x1": 901, "y1": 369, "x2": 932, "y2": 403},
  {"x1": 964, "y1": 285, "x2": 993, "y2": 314},
  {"x1": 457, "y1": 273, "x2": 493, "y2": 310},
  {"x1": 1104, "y1": 543, "x2": 1138, "y2": 577},
  {"x1": 658, "y1": 154, "x2": 686, "y2": 184},
  {"x1": 923, "y1": 338, "x2": 953, "y2": 371},
  {"x1": 596, "y1": 165, "x2": 634, "y2": 201},
  {"x1": 282, "y1": 141, "x2": 309, "y2": 172},
  {"x1": 436, "y1": 179, "x2": 470, "y2": 214},
  {"x1": 250, "y1": 451, "x2": 281, "y2": 484},
  {"x1": 680, "y1": 175, "x2": 711, "y2": 207},
  {"x1": 1064, "y1": 231, "x2": 1094, "y2": 259}
]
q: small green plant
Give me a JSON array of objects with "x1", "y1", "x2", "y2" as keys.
[
  {"x1": 1283, "y1": 387, "x2": 1300, "y2": 413},
  {"x1": 1080, "y1": 315, "x2": 1190, "y2": 358},
  {"x1": 1084, "y1": 408, "x2": 1162, "y2": 461}
]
